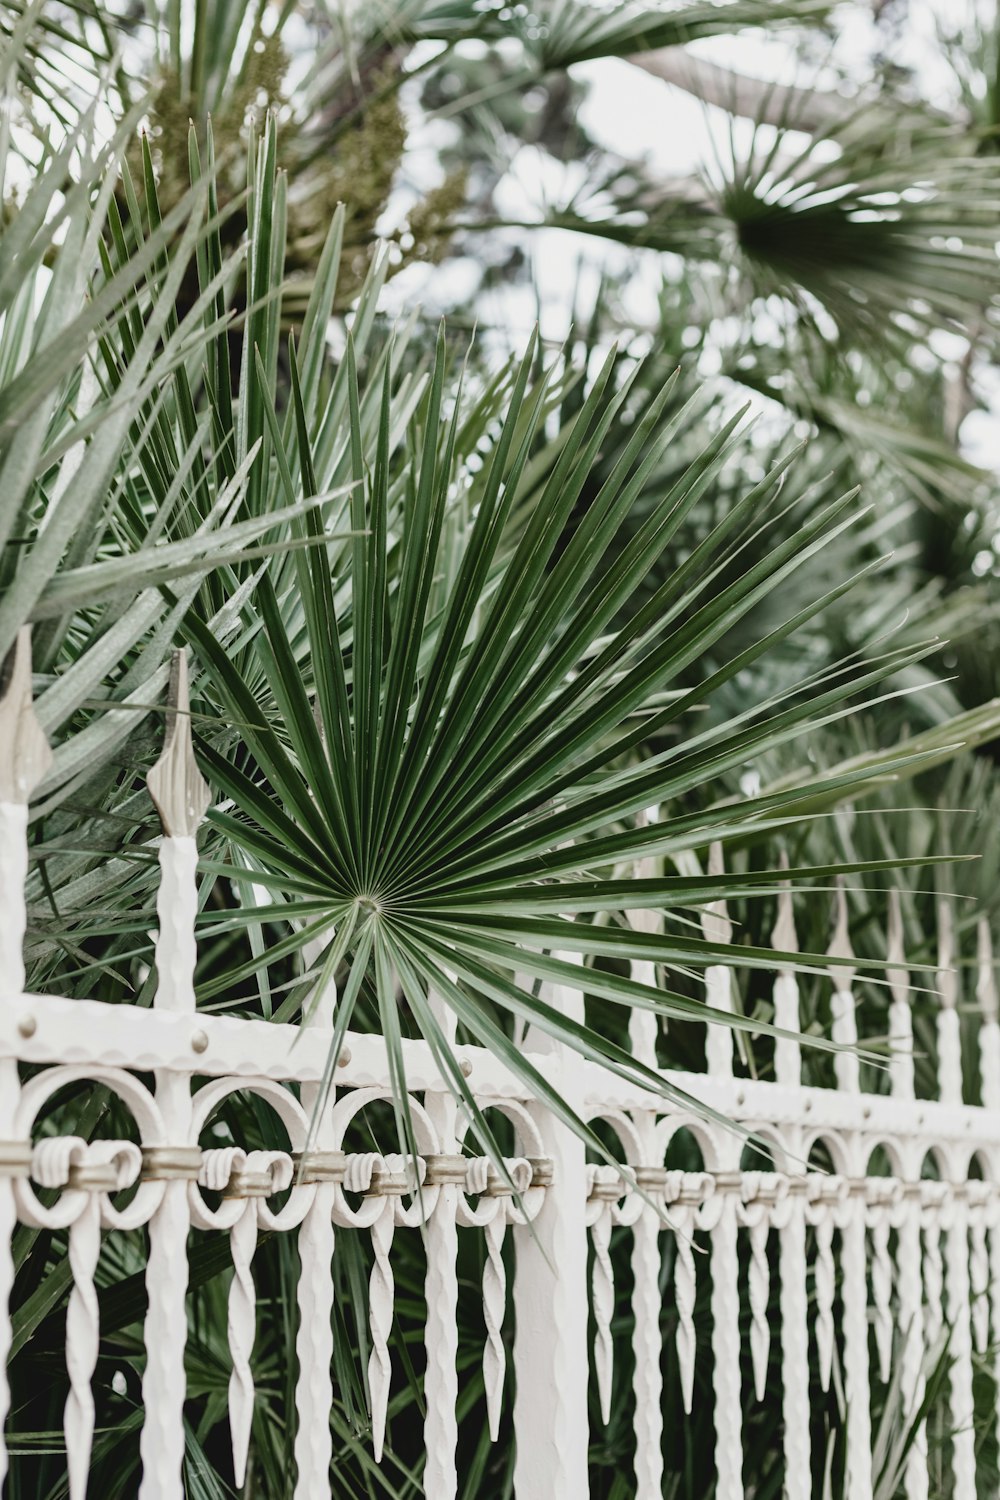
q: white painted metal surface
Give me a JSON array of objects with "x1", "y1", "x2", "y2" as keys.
[{"x1": 2, "y1": 644, "x2": 1000, "y2": 1497}]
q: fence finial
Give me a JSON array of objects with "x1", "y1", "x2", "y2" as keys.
[
  {"x1": 770, "y1": 849, "x2": 797, "y2": 958},
  {"x1": 0, "y1": 627, "x2": 51, "y2": 803},
  {"x1": 887, "y1": 888, "x2": 910, "y2": 1006},
  {"x1": 148, "y1": 651, "x2": 210, "y2": 837},
  {"x1": 828, "y1": 877, "x2": 860, "y2": 1092},
  {"x1": 935, "y1": 895, "x2": 963, "y2": 1105},
  {"x1": 771, "y1": 850, "x2": 802, "y2": 1088},
  {"x1": 977, "y1": 916, "x2": 997, "y2": 1024},
  {"x1": 827, "y1": 876, "x2": 856, "y2": 989},
  {"x1": 977, "y1": 915, "x2": 1000, "y2": 1111},
  {"x1": 887, "y1": 888, "x2": 915, "y2": 1101},
  {"x1": 700, "y1": 842, "x2": 731, "y2": 946},
  {"x1": 935, "y1": 897, "x2": 957, "y2": 1010}
]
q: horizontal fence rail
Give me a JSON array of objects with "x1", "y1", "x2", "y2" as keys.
[{"x1": 2, "y1": 636, "x2": 1000, "y2": 1498}]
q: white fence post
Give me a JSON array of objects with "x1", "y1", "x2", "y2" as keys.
[
  {"x1": 978, "y1": 917, "x2": 1000, "y2": 1110},
  {"x1": 945, "y1": 1187, "x2": 977, "y2": 1497},
  {"x1": 823, "y1": 882, "x2": 873, "y2": 1498},
  {"x1": 629, "y1": 815, "x2": 664, "y2": 1500},
  {"x1": 888, "y1": 890, "x2": 915, "y2": 1102},
  {"x1": 885, "y1": 899, "x2": 928, "y2": 1500},
  {"x1": 703, "y1": 843, "x2": 734, "y2": 1079},
  {"x1": 139, "y1": 651, "x2": 210, "y2": 1500},
  {"x1": 423, "y1": 989, "x2": 460, "y2": 1499},
  {"x1": 830, "y1": 880, "x2": 860, "y2": 1094},
  {"x1": 512, "y1": 947, "x2": 590, "y2": 1500},
  {"x1": 0, "y1": 629, "x2": 51, "y2": 1486},
  {"x1": 772, "y1": 856, "x2": 801, "y2": 1089},
  {"x1": 936, "y1": 898, "x2": 963, "y2": 1107},
  {"x1": 768, "y1": 883, "x2": 812, "y2": 1500},
  {"x1": 936, "y1": 901, "x2": 977, "y2": 1491},
  {"x1": 293, "y1": 941, "x2": 338, "y2": 1500},
  {"x1": 701, "y1": 855, "x2": 744, "y2": 1500}
]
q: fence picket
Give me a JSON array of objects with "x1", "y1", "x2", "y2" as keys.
[
  {"x1": 841, "y1": 1184, "x2": 874, "y2": 1499},
  {"x1": 0, "y1": 627, "x2": 48, "y2": 1488},
  {"x1": 703, "y1": 843, "x2": 734, "y2": 1080},
  {"x1": 512, "y1": 953, "x2": 589, "y2": 1500},
  {"x1": 937, "y1": 898, "x2": 963, "y2": 1106},
  {"x1": 628, "y1": 822, "x2": 665, "y2": 1500},
  {"x1": 830, "y1": 880, "x2": 861, "y2": 1094},
  {"x1": 945, "y1": 1193, "x2": 977, "y2": 1497},
  {"x1": 293, "y1": 942, "x2": 338, "y2": 1500},
  {"x1": 897, "y1": 1183, "x2": 929, "y2": 1500},
  {"x1": 778, "y1": 1185, "x2": 811, "y2": 1500},
  {"x1": 423, "y1": 992, "x2": 460, "y2": 1499},
  {"x1": 888, "y1": 889, "x2": 915, "y2": 1100},
  {"x1": 139, "y1": 651, "x2": 208, "y2": 1500},
  {"x1": 707, "y1": 1176, "x2": 743, "y2": 1500},
  {"x1": 978, "y1": 917, "x2": 1000, "y2": 1110},
  {"x1": 772, "y1": 856, "x2": 801, "y2": 1088}
]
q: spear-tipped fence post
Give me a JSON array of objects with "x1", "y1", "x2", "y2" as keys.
[
  {"x1": 887, "y1": 889, "x2": 914, "y2": 1101},
  {"x1": 935, "y1": 897, "x2": 963, "y2": 1107},
  {"x1": 138, "y1": 650, "x2": 210, "y2": 1500},
  {"x1": 829, "y1": 879, "x2": 859, "y2": 1094},
  {"x1": 771, "y1": 850, "x2": 801, "y2": 1089},
  {"x1": 0, "y1": 628, "x2": 50, "y2": 1486},
  {"x1": 702, "y1": 842, "x2": 734, "y2": 1080},
  {"x1": 977, "y1": 917, "x2": 1000, "y2": 1111}
]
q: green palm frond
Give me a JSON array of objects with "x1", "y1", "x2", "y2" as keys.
[
  {"x1": 520, "y1": 111, "x2": 1000, "y2": 353},
  {"x1": 173, "y1": 307, "x2": 967, "y2": 1160},
  {"x1": 411, "y1": 0, "x2": 832, "y2": 67},
  {"x1": 711, "y1": 114, "x2": 1000, "y2": 346}
]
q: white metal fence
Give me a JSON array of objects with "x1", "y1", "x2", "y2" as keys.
[{"x1": 3, "y1": 633, "x2": 1000, "y2": 1498}]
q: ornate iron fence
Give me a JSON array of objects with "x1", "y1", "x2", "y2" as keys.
[{"x1": 2, "y1": 633, "x2": 999, "y2": 1498}]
